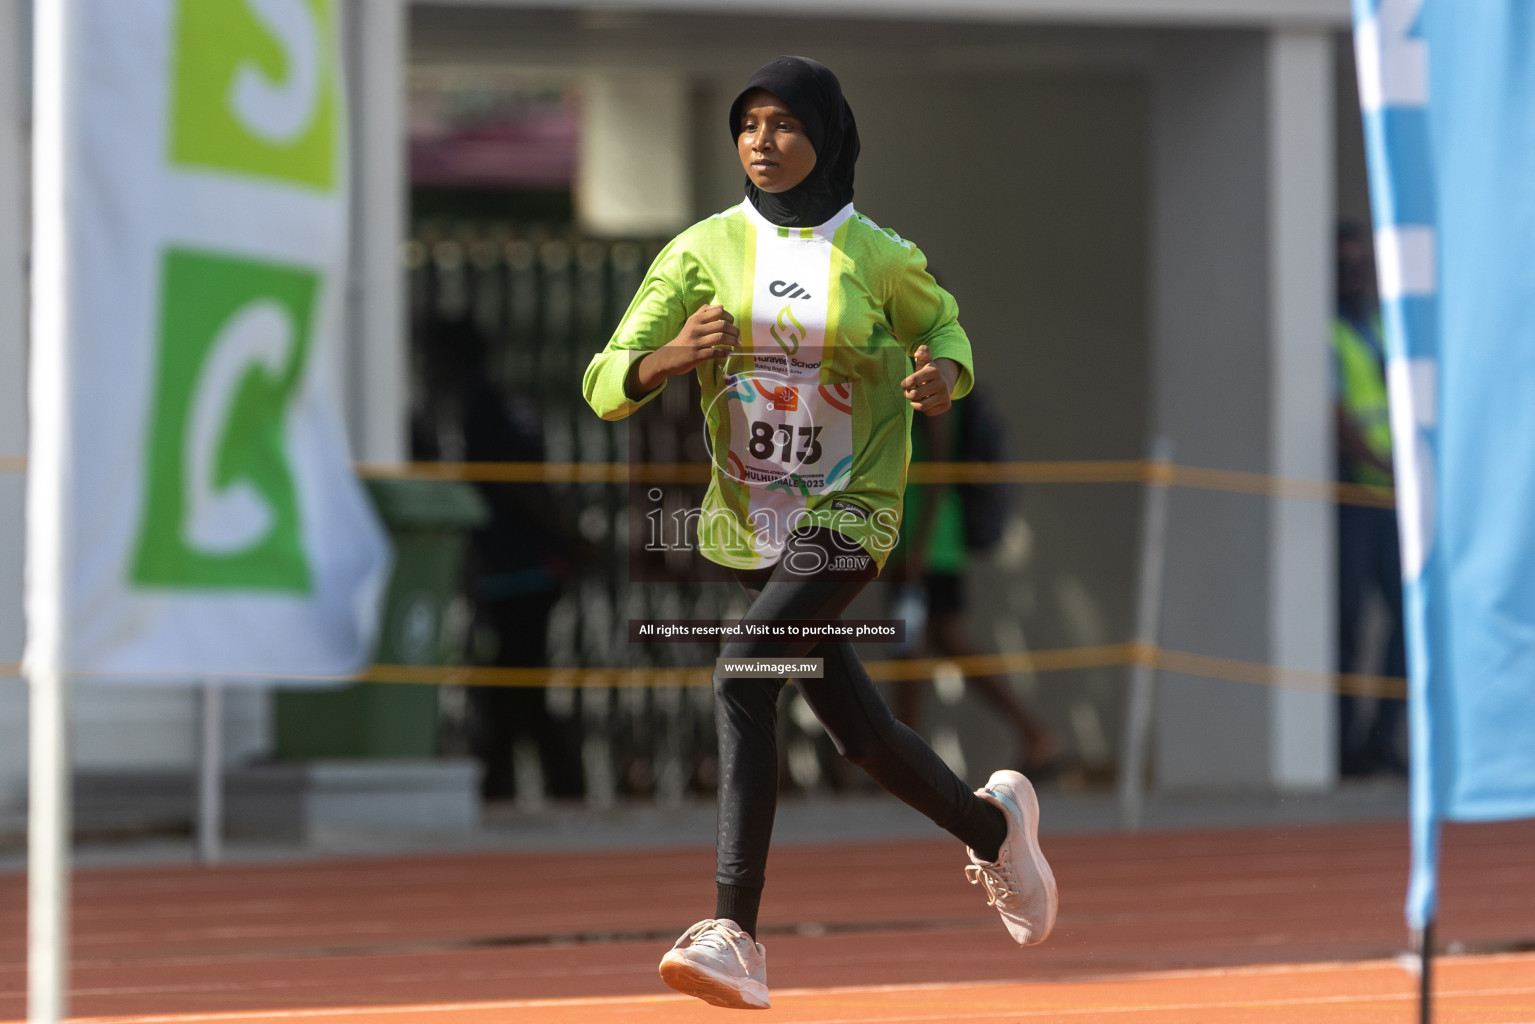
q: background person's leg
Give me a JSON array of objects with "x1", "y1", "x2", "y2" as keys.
[
  {"x1": 927, "y1": 611, "x2": 1061, "y2": 776},
  {"x1": 1337, "y1": 504, "x2": 1371, "y2": 774},
  {"x1": 796, "y1": 639, "x2": 1006, "y2": 856},
  {"x1": 1367, "y1": 507, "x2": 1408, "y2": 772}
]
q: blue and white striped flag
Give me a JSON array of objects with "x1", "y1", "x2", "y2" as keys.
[{"x1": 1352, "y1": 0, "x2": 1535, "y2": 930}]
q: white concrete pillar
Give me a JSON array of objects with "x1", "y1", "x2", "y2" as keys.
[
  {"x1": 0, "y1": 0, "x2": 30, "y2": 813},
  {"x1": 344, "y1": 0, "x2": 407, "y2": 463},
  {"x1": 1266, "y1": 28, "x2": 1336, "y2": 790},
  {"x1": 1150, "y1": 29, "x2": 1338, "y2": 792},
  {"x1": 578, "y1": 72, "x2": 692, "y2": 237}
]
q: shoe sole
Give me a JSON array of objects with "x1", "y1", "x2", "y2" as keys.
[
  {"x1": 988, "y1": 770, "x2": 1059, "y2": 945},
  {"x1": 659, "y1": 953, "x2": 771, "y2": 1009}
]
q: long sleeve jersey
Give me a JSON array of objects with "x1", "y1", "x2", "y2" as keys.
[{"x1": 582, "y1": 199, "x2": 974, "y2": 571}]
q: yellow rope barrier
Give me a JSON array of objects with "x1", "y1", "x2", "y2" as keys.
[
  {"x1": 0, "y1": 454, "x2": 1400, "y2": 694},
  {"x1": 1, "y1": 455, "x2": 1394, "y2": 506},
  {"x1": 347, "y1": 457, "x2": 1396, "y2": 508},
  {"x1": 349, "y1": 458, "x2": 1394, "y2": 507},
  {"x1": 1165, "y1": 463, "x2": 1396, "y2": 509},
  {"x1": 907, "y1": 460, "x2": 1149, "y2": 485},
  {"x1": 343, "y1": 644, "x2": 1413, "y2": 698},
  {"x1": 359, "y1": 663, "x2": 714, "y2": 688},
  {"x1": 1145, "y1": 647, "x2": 1407, "y2": 700},
  {"x1": 860, "y1": 643, "x2": 1136, "y2": 682},
  {"x1": 349, "y1": 459, "x2": 1149, "y2": 486},
  {"x1": 354, "y1": 460, "x2": 711, "y2": 484},
  {"x1": 2, "y1": 648, "x2": 1405, "y2": 697}
]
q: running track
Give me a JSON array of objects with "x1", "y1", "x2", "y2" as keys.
[{"x1": 1, "y1": 819, "x2": 1532, "y2": 1023}]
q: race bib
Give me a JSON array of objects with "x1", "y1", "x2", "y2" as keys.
[{"x1": 722, "y1": 376, "x2": 854, "y2": 494}]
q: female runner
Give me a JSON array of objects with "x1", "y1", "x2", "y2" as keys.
[{"x1": 582, "y1": 55, "x2": 1056, "y2": 1010}]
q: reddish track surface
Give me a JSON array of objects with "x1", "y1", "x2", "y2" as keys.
[{"x1": 1, "y1": 818, "x2": 1532, "y2": 1022}]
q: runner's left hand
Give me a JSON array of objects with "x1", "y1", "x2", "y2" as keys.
[{"x1": 902, "y1": 345, "x2": 957, "y2": 416}]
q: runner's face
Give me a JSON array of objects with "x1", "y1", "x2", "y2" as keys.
[{"x1": 737, "y1": 90, "x2": 817, "y2": 193}]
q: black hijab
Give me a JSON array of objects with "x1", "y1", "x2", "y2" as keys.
[{"x1": 728, "y1": 56, "x2": 859, "y2": 228}]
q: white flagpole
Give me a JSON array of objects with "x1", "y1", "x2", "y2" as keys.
[
  {"x1": 27, "y1": 0, "x2": 77, "y2": 1019},
  {"x1": 27, "y1": 669, "x2": 69, "y2": 1024}
]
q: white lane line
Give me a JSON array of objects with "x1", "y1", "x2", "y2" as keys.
[{"x1": 33, "y1": 952, "x2": 1535, "y2": 1024}]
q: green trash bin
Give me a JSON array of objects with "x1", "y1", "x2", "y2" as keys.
[{"x1": 274, "y1": 479, "x2": 490, "y2": 758}]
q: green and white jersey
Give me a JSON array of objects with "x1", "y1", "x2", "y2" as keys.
[{"x1": 582, "y1": 200, "x2": 974, "y2": 571}]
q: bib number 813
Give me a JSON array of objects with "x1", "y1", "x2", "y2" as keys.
[{"x1": 748, "y1": 421, "x2": 823, "y2": 464}]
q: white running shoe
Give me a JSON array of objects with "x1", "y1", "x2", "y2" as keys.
[
  {"x1": 965, "y1": 769, "x2": 1058, "y2": 945},
  {"x1": 659, "y1": 918, "x2": 771, "y2": 1009}
]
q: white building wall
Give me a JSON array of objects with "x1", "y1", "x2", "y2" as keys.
[
  {"x1": 416, "y1": 5, "x2": 1348, "y2": 792},
  {"x1": 578, "y1": 72, "x2": 694, "y2": 237},
  {"x1": 1150, "y1": 30, "x2": 1275, "y2": 788},
  {"x1": 71, "y1": 685, "x2": 270, "y2": 771}
]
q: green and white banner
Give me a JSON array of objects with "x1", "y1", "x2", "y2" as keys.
[{"x1": 25, "y1": 0, "x2": 389, "y2": 678}]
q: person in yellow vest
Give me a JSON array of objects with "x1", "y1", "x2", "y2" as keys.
[{"x1": 1333, "y1": 224, "x2": 1407, "y2": 776}]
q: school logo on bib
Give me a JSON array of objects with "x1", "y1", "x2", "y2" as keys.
[
  {"x1": 769, "y1": 304, "x2": 805, "y2": 355},
  {"x1": 168, "y1": 0, "x2": 339, "y2": 190},
  {"x1": 131, "y1": 249, "x2": 317, "y2": 592}
]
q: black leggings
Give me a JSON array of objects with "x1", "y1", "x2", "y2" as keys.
[{"x1": 713, "y1": 527, "x2": 998, "y2": 890}]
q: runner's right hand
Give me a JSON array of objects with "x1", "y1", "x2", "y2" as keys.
[
  {"x1": 664, "y1": 304, "x2": 741, "y2": 371},
  {"x1": 628, "y1": 305, "x2": 741, "y2": 396}
]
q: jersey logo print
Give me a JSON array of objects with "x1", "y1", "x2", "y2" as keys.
[
  {"x1": 769, "y1": 303, "x2": 805, "y2": 355},
  {"x1": 769, "y1": 280, "x2": 811, "y2": 300}
]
